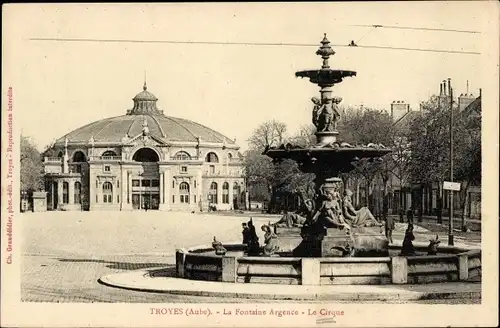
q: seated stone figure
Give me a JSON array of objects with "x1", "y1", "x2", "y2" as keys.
[
  {"x1": 212, "y1": 236, "x2": 227, "y2": 256},
  {"x1": 342, "y1": 189, "x2": 382, "y2": 228},
  {"x1": 427, "y1": 234, "x2": 440, "y2": 255},
  {"x1": 274, "y1": 211, "x2": 307, "y2": 228},
  {"x1": 261, "y1": 224, "x2": 280, "y2": 256},
  {"x1": 312, "y1": 189, "x2": 351, "y2": 230}
]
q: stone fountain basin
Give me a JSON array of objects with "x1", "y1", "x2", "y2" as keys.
[{"x1": 175, "y1": 243, "x2": 480, "y2": 286}]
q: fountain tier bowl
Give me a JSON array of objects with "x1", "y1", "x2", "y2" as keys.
[
  {"x1": 265, "y1": 147, "x2": 392, "y2": 162},
  {"x1": 176, "y1": 243, "x2": 480, "y2": 285},
  {"x1": 265, "y1": 147, "x2": 392, "y2": 173},
  {"x1": 295, "y1": 69, "x2": 357, "y2": 85}
]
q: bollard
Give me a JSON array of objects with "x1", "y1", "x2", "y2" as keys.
[
  {"x1": 458, "y1": 254, "x2": 469, "y2": 281},
  {"x1": 391, "y1": 256, "x2": 408, "y2": 284},
  {"x1": 301, "y1": 258, "x2": 320, "y2": 285},
  {"x1": 221, "y1": 257, "x2": 237, "y2": 282}
]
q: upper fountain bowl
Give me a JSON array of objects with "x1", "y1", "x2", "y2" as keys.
[
  {"x1": 264, "y1": 142, "x2": 392, "y2": 174},
  {"x1": 295, "y1": 69, "x2": 357, "y2": 85}
]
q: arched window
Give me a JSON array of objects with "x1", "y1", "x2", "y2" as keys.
[
  {"x1": 101, "y1": 150, "x2": 118, "y2": 157},
  {"x1": 73, "y1": 151, "x2": 86, "y2": 162},
  {"x1": 74, "y1": 182, "x2": 82, "y2": 204},
  {"x1": 179, "y1": 182, "x2": 190, "y2": 204},
  {"x1": 222, "y1": 182, "x2": 229, "y2": 204},
  {"x1": 57, "y1": 151, "x2": 63, "y2": 158},
  {"x1": 227, "y1": 153, "x2": 233, "y2": 160},
  {"x1": 174, "y1": 151, "x2": 191, "y2": 161},
  {"x1": 209, "y1": 182, "x2": 218, "y2": 204},
  {"x1": 62, "y1": 182, "x2": 69, "y2": 204},
  {"x1": 103, "y1": 182, "x2": 113, "y2": 203},
  {"x1": 205, "y1": 152, "x2": 219, "y2": 163},
  {"x1": 132, "y1": 148, "x2": 159, "y2": 162}
]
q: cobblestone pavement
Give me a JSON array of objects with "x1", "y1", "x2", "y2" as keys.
[{"x1": 20, "y1": 211, "x2": 481, "y2": 303}]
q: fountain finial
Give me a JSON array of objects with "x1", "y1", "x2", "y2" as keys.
[{"x1": 316, "y1": 33, "x2": 335, "y2": 69}]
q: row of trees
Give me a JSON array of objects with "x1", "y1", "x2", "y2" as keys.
[
  {"x1": 244, "y1": 94, "x2": 481, "y2": 228},
  {"x1": 408, "y1": 95, "x2": 481, "y2": 230}
]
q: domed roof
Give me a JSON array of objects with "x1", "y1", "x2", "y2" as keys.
[{"x1": 54, "y1": 84, "x2": 236, "y2": 146}]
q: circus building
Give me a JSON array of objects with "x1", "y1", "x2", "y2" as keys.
[{"x1": 42, "y1": 82, "x2": 247, "y2": 212}]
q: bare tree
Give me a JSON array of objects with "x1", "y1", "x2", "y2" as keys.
[
  {"x1": 288, "y1": 124, "x2": 316, "y2": 148},
  {"x1": 247, "y1": 120, "x2": 288, "y2": 151}
]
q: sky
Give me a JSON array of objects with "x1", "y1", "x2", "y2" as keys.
[{"x1": 3, "y1": 2, "x2": 491, "y2": 151}]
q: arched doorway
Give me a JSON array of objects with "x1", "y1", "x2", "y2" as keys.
[
  {"x1": 131, "y1": 147, "x2": 160, "y2": 210},
  {"x1": 179, "y1": 182, "x2": 190, "y2": 204},
  {"x1": 209, "y1": 182, "x2": 218, "y2": 205}
]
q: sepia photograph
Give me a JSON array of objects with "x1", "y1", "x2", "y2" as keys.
[{"x1": 1, "y1": 2, "x2": 498, "y2": 327}]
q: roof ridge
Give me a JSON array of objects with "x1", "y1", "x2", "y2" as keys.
[
  {"x1": 148, "y1": 114, "x2": 166, "y2": 138},
  {"x1": 176, "y1": 117, "x2": 234, "y2": 144},
  {"x1": 162, "y1": 116, "x2": 198, "y2": 141}
]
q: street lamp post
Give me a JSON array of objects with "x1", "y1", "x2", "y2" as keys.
[{"x1": 448, "y1": 78, "x2": 454, "y2": 246}]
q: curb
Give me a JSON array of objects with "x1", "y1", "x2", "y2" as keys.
[{"x1": 98, "y1": 270, "x2": 481, "y2": 302}]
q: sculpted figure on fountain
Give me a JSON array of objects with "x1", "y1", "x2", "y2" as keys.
[
  {"x1": 261, "y1": 224, "x2": 280, "y2": 256},
  {"x1": 311, "y1": 96, "x2": 342, "y2": 133},
  {"x1": 311, "y1": 97, "x2": 322, "y2": 128},
  {"x1": 317, "y1": 99, "x2": 335, "y2": 132},
  {"x1": 342, "y1": 189, "x2": 382, "y2": 228}
]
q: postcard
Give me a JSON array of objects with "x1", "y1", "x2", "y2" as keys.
[{"x1": 1, "y1": 2, "x2": 498, "y2": 327}]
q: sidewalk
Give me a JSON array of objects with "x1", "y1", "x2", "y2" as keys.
[{"x1": 388, "y1": 214, "x2": 481, "y2": 230}]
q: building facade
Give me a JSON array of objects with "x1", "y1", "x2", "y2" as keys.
[
  {"x1": 43, "y1": 83, "x2": 247, "y2": 211},
  {"x1": 388, "y1": 83, "x2": 481, "y2": 220}
]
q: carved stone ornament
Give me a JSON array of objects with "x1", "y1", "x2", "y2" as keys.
[{"x1": 97, "y1": 175, "x2": 116, "y2": 184}]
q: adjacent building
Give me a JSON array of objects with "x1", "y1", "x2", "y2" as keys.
[
  {"x1": 43, "y1": 82, "x2": 247, "y2": 212},
  {"x1": 388, "y1": 83, "x2": 481, "y2": 220}
]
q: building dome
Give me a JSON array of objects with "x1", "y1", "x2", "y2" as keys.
[{"x1": 54, "y1": 83, "x2": 236, "y2": 146}]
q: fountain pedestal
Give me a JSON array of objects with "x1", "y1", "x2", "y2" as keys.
[
  {"x1": 321, "y1": 227, "x2": 389, "y2": 257},
  {"x1": 274, "y1": 226, "x2": 303, "y2": 253},
  {"x1": 275, "y1": 225, "x2": 389, "y2": 257}
]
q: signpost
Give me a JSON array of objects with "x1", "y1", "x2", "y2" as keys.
[
  {"x1": 447, "y1": 78, "x2": 455, "y2": 246},
  {"x1": 443, "y1": 181, "x2": 461, "y2": 191}
]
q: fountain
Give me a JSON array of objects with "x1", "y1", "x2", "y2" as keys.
[
  {"x1": 99, "y1": 35, "x2": 481, "y2": 298},
  {"x1": 264, "y1": 33, "x2": 391, "y2": 259}
]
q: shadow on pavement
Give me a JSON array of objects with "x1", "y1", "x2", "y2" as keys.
[
  {"x1": 56, "y1": 258, "x2": 168, "y2": 270},
  {"x1": 147, "y1": 265, "x2": 176, "y2": 277}
]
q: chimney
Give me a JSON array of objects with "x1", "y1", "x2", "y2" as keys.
[
  {"x1": 458, "y1": 81, "x2": 475, "y2": 111},
  {"x1": 458, "y1": 93, "x2": 475, "y2": 111},
  {"x1": 442, "y1": 80, "x2": 447, "y2": 96},
  {"x1": 391, "y1": 100, "x2": 410, "y2": 121},
  {"x1": 439, "y1": 82, "x2": 443, "y2": 96}
]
